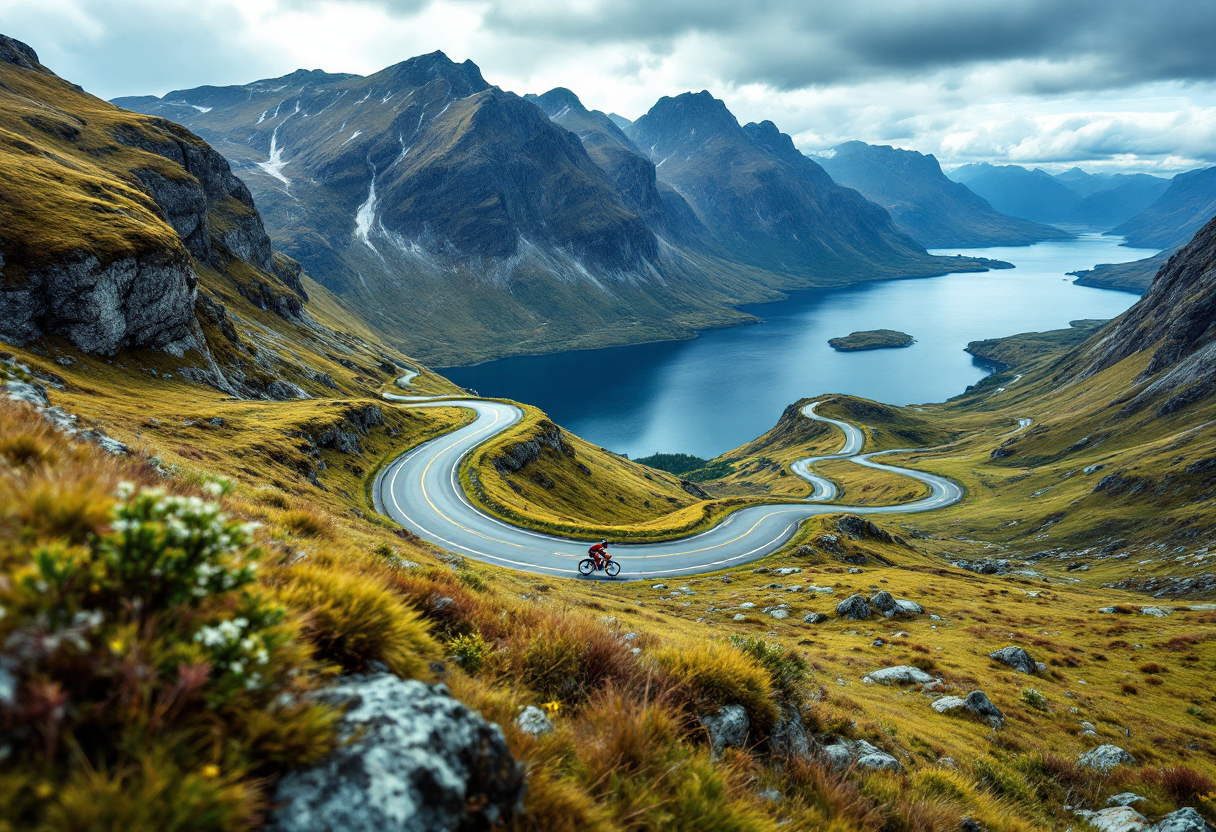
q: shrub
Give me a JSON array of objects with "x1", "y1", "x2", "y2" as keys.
[
  {"x1": 1121, "y1": 683, "x2": 1139, "y2": 695},
  {"x1": 450, "y1": 632, "x2": 490, "y2": 674},
  {"x1": 514, "y1": 615, "x2": 636, "y2": 705},
  {"x1": 276, "y1": 565, "x2": 438, "y2": 678},
  {"x1": 1020, "y1": 688, "x2": 1048, "y2": 711},
  {"x1": 0, "y1": 479, "x2": 338, "y2": 830},
  {"x1": 1146, "y1": 766, "x2": 1216, "y2": 804},
  {"x1": 654, "y1": 641, "x2": 778, "y2": 732},
  {"x1": 279, "y1": 506, "x2": 335, "y2": 539},
  {"x1": 727, "y1": 636, "x2": 810, "y2": 706},
  {"x1": 1139, "y1": 662, "x2": 1168, "y2": 674}
]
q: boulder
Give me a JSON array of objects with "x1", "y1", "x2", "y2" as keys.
[
  {"x1": 964, "y1": 691, "x2": 1005, "y2": 727},
  {"x1": 700, "y1": 704, "x2": 749, "y2": 757},
  {"x1": 515, "y1": 705, "x2": 554, "y2": 737},
  {"x1": 894, "y1": 599, "x2": 924, "y2": 615},
  {"x1": 989, "y1": 646, "x2": 1037, "y2": 674},
  {"x1": 820, "y1": 739, "x2": 902, "y2": 773},
  {"x1": 864, "y1": 665, "x2": 933, "y2": 685},
  {"x1": 931, "y1": 696, "x2": 966, "y2": 714},
  {"x1": 270, "y1": 675, "x2": 524, "y2": 832},
  {"x1": 1153, "y1": 808, "x2": 1214, "y2": 832},
  {"x1": 1077, "y1": 744, "x2": 1136, "y2": 771},
  {"x1": 836, "y1": 594, "x2": 872, "y2": 619},
  {"x1": 869, "y1": 590, "x2": 897, "y2": 614},
  {"x1": 837, "y1": 515, "x2": 895, "y2": 543},
  {"x1": 1106, "y1": 794, "x2": 1147, "y2": 807},
  {"x1": 769, "y1": 608, "x2": 790, "y2": 620},
  {"x1": 1075, "y1": 807, "x2": 1149, "y2": 832},
  {"x1": 769, "y1": 707, "x2": 813, "y2": 759},
  {"x1": 803, "y1": 612, "x2": 829, "y2": 624}
]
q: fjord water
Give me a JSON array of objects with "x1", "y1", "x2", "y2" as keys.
[{"x1": 443, "y1": 233, "x2": 1155, "y2": 459}]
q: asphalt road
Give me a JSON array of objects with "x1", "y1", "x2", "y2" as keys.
[{"x1": 374, "y1": 400, "x2": 964, "y2": 579}]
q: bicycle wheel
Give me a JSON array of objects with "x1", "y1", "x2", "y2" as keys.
[
  {"x1": 605, "y1": 561, "x2": 621, "y2": 578},
  {"x1": 577, "y1": 559, "x2": 595, "y2": 575}
]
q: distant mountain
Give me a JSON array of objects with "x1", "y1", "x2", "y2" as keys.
[
  {"x1": 1110, "y1": 166, "x2": 1216, "y2": 249},
  {"x1": 950, "y1": 163, "x2": 1175, "y2": 230},
  {"x1": 118, "y1": 72, "x2": 998, "y2": 364},
  {"x1": 1052, "y1": 168, "x2": 1171, "y2": 227},
  {"x1": 817, "y1": 141, "x2": 1070, "y2": 247},
  {"x1": 950, "y1": 163, "x2": 1083, "y2": 224},
  {"x1": 607, "y1": 113, "x2": 632, "y2": 129},
  {"x1": 624, "y1": 92, "x2": 969, "y2": 279}
]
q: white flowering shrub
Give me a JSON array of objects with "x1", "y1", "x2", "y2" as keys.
[{"x1": 99, "y1": 481, "x2": 260, "y2": 612}]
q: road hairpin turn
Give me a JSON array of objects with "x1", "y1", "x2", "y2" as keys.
[{"x1": 373, "y1": 399, "x2": 963, "y2": 579}]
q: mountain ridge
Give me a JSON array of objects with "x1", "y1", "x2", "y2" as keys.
[{"x1": 817, "y1": 141, "x2": 1070, "y2": 247}]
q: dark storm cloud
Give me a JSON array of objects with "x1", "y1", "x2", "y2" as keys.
[{"x1": 472, "y1": 0, "x2": 1216, "y2": 90}]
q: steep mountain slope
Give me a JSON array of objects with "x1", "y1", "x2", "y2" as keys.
[
  {"x1": 950, "y1": 162, "x2": 1083, "y2": 224},
  {"x1": 524, "y1": 87, "x2": 708, "y2": 245},
  {"x1": 817, "y1": 141, "x2": 1070, "y2": 247},
  {"x1": 1111, "y1": 166, "x2": 1216, "y2": 249},
  {"x1": 625, "y1": 92, "x2": 989, "y2": 279},
  {"x1": 0, "y1": 34, "x2": 430, "y2": 401}
]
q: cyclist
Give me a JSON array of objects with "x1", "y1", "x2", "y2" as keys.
[{"x1": 588, "y1": 539, "x2": 609, "y2": 570}]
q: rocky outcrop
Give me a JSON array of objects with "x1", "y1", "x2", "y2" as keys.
[
  {"x1": 863, "y1": 665, "x2": 933, "y2": 686},
  {"x1": 1077, "y1": 744, "x2": 1136, "y2": 770},
  {"x1": 271, "y1": 674, "x2": 525, "y2": 832},
  {"x1": 838, "y1": 515, "x2": 896, "y2": 544},
  {"x1": 989, "y1": 646, "x2": 1037, "y2": 674},
  {"x1": 0, "y1": 249, "x2": 204, "y2": 356},
  {"x1": 836, "y1": 594, "x2": 872, "y2": 619},
  {"x1": 700, "y1": 704, "x2": 749, "y2": 757},
  {"x1": 491, "y1": 420, "x2": 575, "y2": 474}
]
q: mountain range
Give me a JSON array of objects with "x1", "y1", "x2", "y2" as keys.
[
  {"x1": 815, "y1": 141, "x2": 1070, "y2": 247},
  {"x1": 114, "y1": 57, "x2": 998, "y2": 365},
  {"x1": 950, "y1": 162, "x2": 1171, "y2": 228}
]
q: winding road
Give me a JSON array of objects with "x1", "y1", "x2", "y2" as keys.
[{"x1": 374, "y1": 398, "x2": 967, "y2": 579}]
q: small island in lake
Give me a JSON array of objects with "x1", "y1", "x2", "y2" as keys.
[{"x1": 828, "y1": 329, "x2": 916, "y2": 352}]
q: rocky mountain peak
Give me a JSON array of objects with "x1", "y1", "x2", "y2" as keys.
[
  {"x1": 628, "y1": 90, "x2": 742, "y2": 149},
  {"x1": 530, "y1": 87, "x2": 586, "y2": 117},
  {"x1": 376, "y1": 50, "x2": 489, "y2": 98},
  {"x1": 0, "y1": 34, "x2": 48, "y2": 74}
]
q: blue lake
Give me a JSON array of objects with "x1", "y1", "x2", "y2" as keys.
[{"x1": 442, "y1": 233, "x2": 1156, "y2": 459}]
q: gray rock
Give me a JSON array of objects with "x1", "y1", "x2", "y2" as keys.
[
  {"x1": 769, "y1": 608, "x2": 789, "y2": 620},
  {"x1": 805, "y1": 585, "x2": 835, "y2": 594},
  {"x1": 700, "y1": 704, "x2": 749, "y2": 757},
  {"x1": 836, "y1": 594, "x2": 872, "y2": 620},
  {"x1": 864, "y1": 665, "x2": 933, "y2": 685},
  {"x1": 733, "y1": 614, "x2": 746, "y2": 621},
  {"x1": 270, "y1": 674, "x2": 524, "y2": 832},
  {"x1": 769, "y1": 707, "x2": 813, "y2": 759},
  {"x1": 848, "y1": 567, "x2": 863, "y2": 574},
  {"x1": 1140, "y1": 606, "x2": 1171, "y2": 617},
  {"x1": 776, "y1": 567, "x2": 802, "y2": 575},
  {"x1": 652, "y1": 584, "x2": 668, "y2": 590},
  {"x1": 989, "y1": 646, "x2": 1037, "y2": 674},
  {"x1": 514, "y1": 705, "x2": 554, "y2": 737},
  {"x1": 803, "y1": 612, "x2": 829, "y2": 624},
  {"x1": 894, "y1": 599, "x2": 924, "y2": 615},
  {"x1": 1152, "y1": 807, "x2": 1214, "y2": 832},
  {"x1": 1080, "y1": 721, "x2": 1097, "y2": 735},
  {"x1": 1075, "y1": 807, "x2": 1149, "y2": 832},
  {"x1": 964, "y1": 690, "x2": 1005, "y2": 727},
  {"x1": 1077, "y1": 744, "x2": 1136, "y2": 770},
  {"x1": 823, "y1": 743, "x2": 853, "y2": 771},
  {"x1": 1106, "y1": 793, "x2": 1146, "y2": 807},
  {"x1": 5, "y1": 380, "x2": 48, "y2": 407},
  {"x1": 869, "y1": 591, "x2": 897, "y2": 614},
  {"x1": 931, "y1": 695, "x2": 966, "y2": 714}
]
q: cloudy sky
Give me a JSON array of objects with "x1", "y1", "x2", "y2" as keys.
[{"x1": 5, "y1": 0, "x2": 1216, "y2": 174}]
